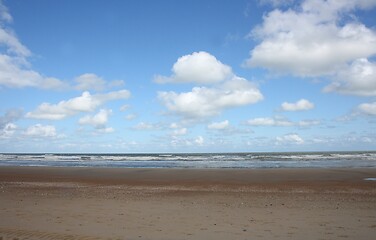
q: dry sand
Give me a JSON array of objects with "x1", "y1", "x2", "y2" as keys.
[{"x1": 0, "y1": 167, "x2": 375, "y2": 240}]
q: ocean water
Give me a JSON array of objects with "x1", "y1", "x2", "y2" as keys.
[{"x1": 0, "y1": 151, "x2": 375, "y2": 169}]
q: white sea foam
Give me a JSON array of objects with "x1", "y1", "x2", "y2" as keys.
[
  {"x1": 364, "y1": 178, "x2": 376, "y2": 181},
  {"x1": 0, "y1": 152, "x2": 375, "y2": 169}
]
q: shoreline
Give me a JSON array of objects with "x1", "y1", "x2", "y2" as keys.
[{"x1": 1, "y1": 165, "x2": 376, "y2": 181}]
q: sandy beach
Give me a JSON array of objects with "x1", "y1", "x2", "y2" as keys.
[{"x1": 0, "y1": 167, "x2": 375, "y2": 240}]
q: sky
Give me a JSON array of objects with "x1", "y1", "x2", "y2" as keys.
[{"x1": 0, "y1": 0, "x2": 376, "y2": 153}]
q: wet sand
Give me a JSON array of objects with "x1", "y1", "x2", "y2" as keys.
[{"x1": 0, "y1": 167, "x2": 375, "y2": 239}]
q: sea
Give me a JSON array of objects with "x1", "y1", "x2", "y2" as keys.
[{"x1": 0, "y1": 151, "x2": 375, "y2": 169}]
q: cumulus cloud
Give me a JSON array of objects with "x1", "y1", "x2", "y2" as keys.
[
  {"x1": 74, "y1": 74, "x2": 107, "y2": 91},
  {"x1": 168, "y1": 123, "x2": 193, "y2": 137},
  {"x1": 324, "y1": 58, "x2": 376, "y2": 96},
  {"x1": 167, "y1": 135, "x2": 206, "y2": 148},
  {"x1": 247, "y1": 116, "x2": 320, "y2": 127},
  {"x1": 195, "y1": 136, "x2": 204, "y2": 145},
  {"x1": 158, "y1": 76, "x2": 263, "y2": 119},
  {"x1": 156, "y1": 51, "x2": 265, "y2": 122},
  {"x1": 357, "y1": 102, "x2": 376, "y2": 115},
  {"x1": 208, "y1": 120, "x2": 230, "y2": 130},
  {"x1": 0, "y1": 109, "x2": 22, "y2": 128},
  {"x1": 79, "y1": 109, "x2": 112, "y2": 129},
  {"x1": 24, "y1": 124, "x2": 57, "y2": 138},
  {"x1": 96, "y1": 127, "x2": 114, "y2": 134},
  {"x1": 169, "y1": 123, "x2": 180, "y2": 129},
  {"x1": 78, "y1": 109, "x2": 115, "y2": 133},
  {"x1": 0, "y1": 109, "x2": 22, "y2": 139},
  {"x1": 245, "y1": 0, "x2": 376, "y2": 83},
  {"x1": 26, "y1": 90, "x2": 130, "y2": 120},
  {"x1": 245, "y1": 0, "x2": 376, "y2": 97},
  {"x1": 74, "y1": 73, "x2": 125, "y2": 91},
  {"x1": 248, "y1": 117, "x2": 292, "y2": 127},
  {"x1": 281, "y1": 99, "x2": 314, "y2": 111},
  {"x1": 171, "y1": 127, "x2": 188, "y2": 136},
  {"x1": 119, "y1": 104, "x2": 130, "y2": 112},
  {"x1": 276, "y1": 134, "x2": 304, "y2": 145},
  {"x1": 124, "y1": 113, "x2": 136, "y2": 121},
  {"x1": 154, "y1": 51, "x2": 233, "y2": 84},
  {"x1": 156, "y1": 52, "x2": 263, "y2": 120},
  {"x1": 0, "y1": 123, "x2": 17, "y2": 138},
  {"x1": 297, "y1": 120, "x2": 321, "y2": 127}
]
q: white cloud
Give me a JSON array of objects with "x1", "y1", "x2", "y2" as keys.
[
  {"x1": 172, "y1": 128, "x2": 188, "y2": 136},
  {"x1": 134, "y1": 122, "x2": 152, "y2": 130},
  {"x1": 97, "y1": 127, "x2": 114, "y2": 134},
  {"x1": 208, "y1": 120, "x2": 230, "y2": 130},
  {"x1": 0, "y1": 3, "x2": 125, "y2": 92},
  {"x1": 0, "y1": 53, "x2": 120, "y2": 90},
  {"x1": 169, "y1": 123, "x2": 179, "y2": 129},
  {"x1": 297, "y1": 120, "x2": 321, "y2": 127},
  {"x1": 0, "y1": 123, "x2": 17, "y2": 138},
  {"x1": 158, "y1": 76, "x2": 263, "y2": 119},
  {"x1": 281, "y1": 99, "x2": 314, "y2": 111},
  {"x1": 74, "y1": 73, "x2": 125, "y2": 91},
  {"x1": 301, "y1": 0, "x2": 376, "y2": 13},
  {"x1": 0, "y1": 109, "x2": 22, "y2": 128},
  {"x1": 74, "y1": 73, "x2": 106, "y2": 91},
  {"x1": 97, "y1": 89, "x2": 131, "y2": 102},
  {"x1": 154, "y1": 51, "x2": 232, "y2": 84},
  {"x1": 195, "y1": 136, "x2": 204, "y2": 145},
  {"x1": 120, "y1": 104, "x2": 130, "y2": 112},
  {"x1": 108, "y1": 79, "x2": 125, "y2": 88},
  {"x1": 26, "y1": 91, "x2": 98, "y2": 120},
  {"x1": 169, "y1": 137, "x2": 192, "y2": 147},
  {"x1": 0, "y1": 54, "x2": 67, "y2": 89},
  {"x1": 0, "y1": 28, "x2": 30, "y2": 58},
  {"x1": 24, "y1": 124, "x2": 57, "y2": 138},
  {"x1": 324, "y1": 58, "x2": 376, "y2": 96},
  {"x1": 0, "y1": 4, "x2": 68, "y2": 90},
  {"x1": 26, "y1": 90, "x2": 130, "y2": 120},
  {"x1": 276, "y1": 134, "x2": 304, "y2": 145},
  {"x1": 0, "y1": 1, "x2": 12, "y2": 22},
  {"x1": 248, "y1": 117, "x2": 292, "y2": 127},
  {"x1": 156, "y1": 52, "x2": 263, "y2": 120},
  {"x1": 79, "y1": 109, "x2": 112, "y2": 129},
  {"x1": 247, "y1": 116, "x2": 320, "y2": 127},
  {"x1": 357, "y1": 102, "x2": 376, "y2": 115},
  {"x1": 124, "y1": 113, "x2": 136, "y2": 120},
  {"x1": 133, "y1": 122, "x2": 160, "y2": 130},
  {"x1": 0, "y1": 109, "x2": 22, "y2": 139},
  {"x1": 245, "y1": 0, "x2": 376, "y2": 77}
]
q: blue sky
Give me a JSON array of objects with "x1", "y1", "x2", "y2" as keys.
[{"x1": 0, "y1": 0, "x2": 375, "y2": 153}]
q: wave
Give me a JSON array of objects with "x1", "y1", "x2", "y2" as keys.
[{"x1": 0, "y1": 152, "x2": 375, "y2": 169}]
